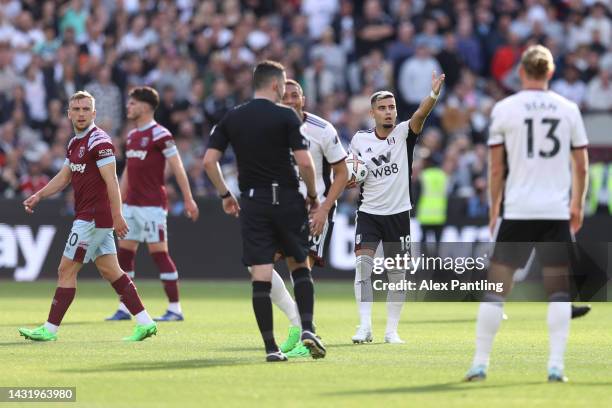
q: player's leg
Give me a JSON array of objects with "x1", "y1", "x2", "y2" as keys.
[
  {"x1": 464, "y1": 261, "x2": 514, "y2": 381},
  {"x1": 465, "y1": 220, "x2": 529, "y2": 381},
  {"x1": 107, "y1": 203, "x2": 142, "y2": 320},
  {"x1": 273, "y1": 194, "x2": 325, "y2": 358},
  {"x1": 140, "y1": 207, "x2": 183, "y2": 321},
  {"x1": 538, "y1": 225, "x2": 572, "y2": 382},
  {"x1": 285, "y1": 256, "x2": 326, "y2": 359},
  {"x1": 18, "y1": 255, "x2": 83, "y2": 341},
  {"x1": 93, "y1": 229, "x2": 156, "y2": 341},
  {"x1": 284, "y1": 218, "x2": 333, "y2": 358},
  {"x1": 106, "y1": 240, "x2": 139, "y2": 320},
  {"x1": 240, "y1": 196, "x2": 287, "y2": 361},
  {"x1": 381, "y1": 211, "x2": 411, "y2": 344},
  {"x1": 352, "y1": 211, "x2": 382, "y2": 343},
  {"x1": 147, "y1": 241, "x2": 183, "y2": 321},
  {"x1": 270, "y1": 263, "x2": 302, "y2": 354},
  {"x1": 250, "y1": 264, "x2": 286, "y2": 361}
]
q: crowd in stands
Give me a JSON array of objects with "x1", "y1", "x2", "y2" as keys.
[{"x1": 0, "y1": 0, "x2": 610, "y2": 218}]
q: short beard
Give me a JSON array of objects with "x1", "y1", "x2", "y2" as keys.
[{"x1": 382, "y1": 124, "x2": 393, "y2": 129}]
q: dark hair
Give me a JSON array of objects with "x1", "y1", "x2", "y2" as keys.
[
  {"x1": 253, "y1": 60, "x2": 285, "y2": 90},
  {"x1": 285, "y1": 79, "x2": 303, "y2": 94},
  {"x1": 129, "y1": 86, "x2": 160, "y2": 110}
]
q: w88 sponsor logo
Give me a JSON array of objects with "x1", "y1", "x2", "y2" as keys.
[{"x1": 370, "y1": 163, "x2": 399, "y2": 178}]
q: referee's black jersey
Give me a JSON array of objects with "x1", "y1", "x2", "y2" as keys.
[{"x1": 208, "y1": 98, "x2": 308, "y2": 192}]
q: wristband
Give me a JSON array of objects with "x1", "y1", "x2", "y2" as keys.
[
  {"x1": 430, "y1": 90, "x2": 439, "y2": 100},
  {"x1": 307, "y1": 193, "x2": 317, "y2": 200},
  {"x1": 219, "y1": 191, "x2": 231, "y2": 199}
]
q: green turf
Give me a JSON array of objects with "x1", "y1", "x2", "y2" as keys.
[{"x1": 0, "y1": 280, "x2": 611, "y2": 408}]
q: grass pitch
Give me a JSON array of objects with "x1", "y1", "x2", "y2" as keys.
[{"x1": 0, "y1": 280, "x2": 611, "y2": 408}]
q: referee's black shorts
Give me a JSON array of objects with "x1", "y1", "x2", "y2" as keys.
[
  {"x1": 239, "y1": 189, "x2": 309, "y2": 266},
  {"x1": 491, "y1": 219, "x2": 571, "y2": 268}
]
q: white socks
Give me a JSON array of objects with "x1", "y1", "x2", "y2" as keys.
[
  {"x1": 547, "y1": 294, "x2": 571, "y2": 371},
  {"x1": 168, "y1": 302, "x2": 182, "y2": 315},
  {"x1": 118, "y1": 302, "x2": 130, "y2": 314},
  {"x1": 135, "y1": 310, "x2": 154, "y2": 325},
  {"x1": 270, "y1": 269, "x2": 301, "y2": 327},
  {"x1": 385, "y1": 270, "x2": 406, "y2": 335},
  {"x1": 44, "y1": 322, "x2": 59, "y2": 334},
  {"x1": 355, "y1": 255, "x2": 374, "y2": 329},
  {"x1": 472, "y1": 294, "x2": 504, "y2": 367}
]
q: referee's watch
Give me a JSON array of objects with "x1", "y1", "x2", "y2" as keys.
[{"x1": 219, "y1": 191, "x2": 231, "y2": 199}]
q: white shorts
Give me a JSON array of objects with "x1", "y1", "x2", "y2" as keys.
[
  {"x1": 63, "y1": 220, "x2": 116, "y2": 263},
  {"x1": 123, "y1": 204, "x2": 168, "y2": 243}
]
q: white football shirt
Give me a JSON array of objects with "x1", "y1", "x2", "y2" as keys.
[
  {"x1": 298, "y1": 112, "x2": 347, "y2": 202},
  {"x1": 488, "y1": 89, "x2": 588, "y2": 220},
  {"x1": 350, "y1": 120, "x2": 418, "y2": 215}
]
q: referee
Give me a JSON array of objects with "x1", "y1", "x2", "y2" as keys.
[{"x1": 203, "y1": 60, "x2": 326, "y2": 362}]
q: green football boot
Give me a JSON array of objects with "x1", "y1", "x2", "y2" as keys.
[
  {"x1": 18, "y1": 325, "x2": 57, "y2": 342},
  {"x1": 123, "y1": 323, "x2": 158, "y2": 342},
  {"x1": 285, "y1": 343, "x2": 311, "y2": 358},
  {"x1": 279, "y1": 326, "x2": 301, "y2": 353}
]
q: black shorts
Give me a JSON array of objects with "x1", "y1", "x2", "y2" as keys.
[
  {"x1": 491, "y1": 219, "x2": 571, "y2": 268},
  {"x1": 355, "y1": 210, "x2": 411, "y2": 257},
  {"x1": 239, "y1": 190, "x2": 309, "y2": 266},
  {"x1": 308, "y1": 207, "x2": 335, "y2": 267}
]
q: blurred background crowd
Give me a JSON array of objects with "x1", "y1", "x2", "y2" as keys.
[{"x1": 0, "y1": 0, "x2": 611, "y2": 220}]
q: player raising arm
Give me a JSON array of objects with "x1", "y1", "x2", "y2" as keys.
[{"x1": 348, "y1": 72, "x2": 444, "y2": 344}]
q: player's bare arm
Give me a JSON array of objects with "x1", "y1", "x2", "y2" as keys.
[
  {"x1": 167, "y1": 153, "x2": 200, "y2": 221},
  {"x1": 293, "y1": 149, "x2": 320, "y2": 217},
  {"x1": 99, "y1": 161, "x2": 129, "y2": 239},
  {"x1": 119, "y1": 165, "x2": 128, "y2": 202},
  {"x1": 408, "y1": 70, "x2": 445, "y2": 134},
  {"x1": 23, "y1": 165, "x2": 72, "y2": 213},
  {"x1": 570, "y1": 148, "x2": 589, "y2": 234},
  {"x1": 488, "y1": 145, "x2": 506, "y2": 235},
  {"x1": 311, "y1": 160, "x2": 348, "y2": 236},
  {"x1": 203, "y1": 148, "x2": 240, "y2": 218}
]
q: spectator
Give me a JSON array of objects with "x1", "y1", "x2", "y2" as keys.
[
  {"x1": 59, "y1": 0, "x2": 88, "y2": 43},
  {"x1": 414, "y1": 18, "x2": 443, "y2": 54},
  {"x1": 398, "y1": 44, "x2": 442, "y2": 115},
  {"x1": 491, "y1": 31, "x2": 522, "y2": 85},
  {"x1": 552, "y1": 65, "x2": 587, "y2": 107},
  {"x1": 304, "y1": 56, "x2": 335, "y2": 105},
  {"x1": 585, "y1": 69, "x2": 612, "y2": 111},
  {"x1": 583, "y1": 2, "x2": 611, "y2": 49},
  {"x1": 456, "y1": 15, "x2": 483, "y2": 74},
  {"x1": 203, "y1": 78, "x2": 235, "y2": 127},
  {"x1": 117, "y1": 15, "x2": 158, "y2": 55},
  {"x1": 355, "y1": 0, "x2": 395, "y2": 59},
  {"x1": 310, "y1": 27, "x2": 347, "y2": 91},
  {"x1": 436, "y1": 32, "x2": 463, "y2": 91},
  {"x1": 85, "y1": 65, "x2": 122, "y2": 135},
  {"x1": 387, "y1": 21, "x2": 415, "y2": 68},
  {"x1": 302, "y1": 0, "x2": 339, "y2": 40}
]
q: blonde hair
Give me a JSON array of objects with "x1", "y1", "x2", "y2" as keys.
[
  {"x1": 520, "y1": 45, "x2": 555, "y2": 80},
  {"x1": 69, "y1": 90, "x2": 96, "y2": 110}
]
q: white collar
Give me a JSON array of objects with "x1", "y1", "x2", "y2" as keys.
[
  {"x1": 138, "y1": 120, "x2": 157, "y2": 131},
  {"x1": 74, "y1": 122, "x2": 96, "y2": 139}
]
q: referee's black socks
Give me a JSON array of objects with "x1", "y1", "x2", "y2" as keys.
[
  {"x1": 291, "y1": 268, "x2": 315, "y2": 333},
  {"x1": 252, "y1": 281, "x2": 278, "y2": 353}
]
